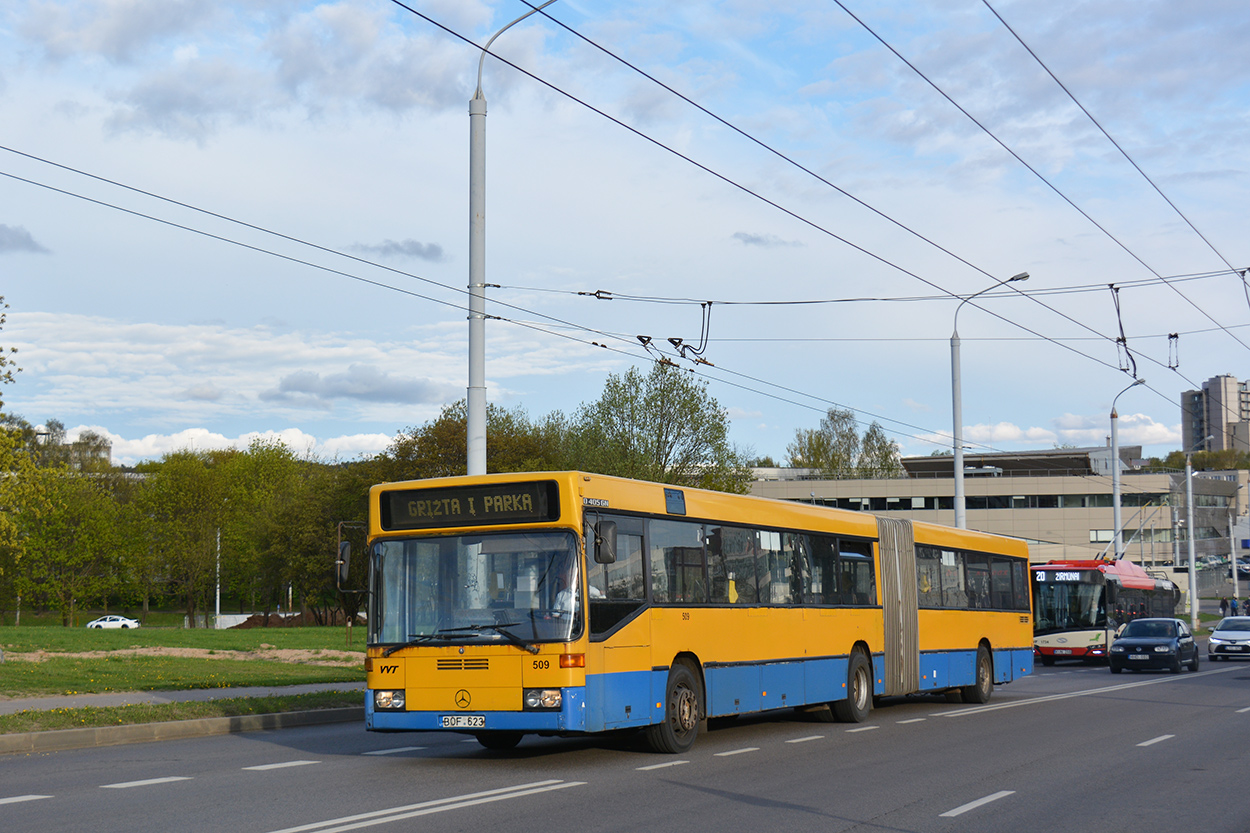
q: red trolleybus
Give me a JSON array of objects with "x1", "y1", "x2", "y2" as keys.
[
  {"x1": 352, "y1": 472, "x2": 1034, "y2": 752},
  {"x1": 1032, "y1": 559, "x2": 1179, "y2": 665}
]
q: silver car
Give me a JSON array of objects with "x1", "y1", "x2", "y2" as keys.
[{"x1": 1208, "y1": 616, "x2": 1250, "y2": 660}]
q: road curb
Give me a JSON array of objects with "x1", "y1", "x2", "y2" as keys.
[{"x1": 0, "y1": 707, "x2": 364, "y2": 756}]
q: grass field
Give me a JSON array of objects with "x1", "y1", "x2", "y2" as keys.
[
  {"x1": 0, "y1": 621, "x2": 366, "y2": 655},
  {"x1": 0, "y1": 690, "x2": 363, "y2": 734},
  {"x1": 1, "y1": 621, "x2": 364, "y2": 699}
]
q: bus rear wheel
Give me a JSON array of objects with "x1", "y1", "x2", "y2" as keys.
[
  {"x1": 645, "y1": 663, "x2": 701, "y2": 754},
  {"x1": 832, "y1": 651, "x2": 871, "y2": 722},
  {"x1": 959, "y1": 645, "x2": 993, "y2": 704}
]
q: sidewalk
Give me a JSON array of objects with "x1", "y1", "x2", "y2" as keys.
[{"x1": 0, "y1": 682, "x2": 365, "y2": 756}]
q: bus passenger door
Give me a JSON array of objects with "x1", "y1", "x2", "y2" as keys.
[
  {"x1": 876, "y1": 518, "x2": 920, "y2": 696},
  {"x1": 586, "y1": 519, "x2": 651, "y2": 729}
]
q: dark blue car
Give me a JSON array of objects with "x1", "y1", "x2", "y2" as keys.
[{"x1": 1108, "y1": 618, "x2": 1199, "y2": 673}]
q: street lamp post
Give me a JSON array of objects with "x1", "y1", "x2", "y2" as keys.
[
  {"x1": 467, "y1": 1, "x2": 559, "y2": 476},
  {"x1": 1110, "y1": 378, "x2": 1146, "y2": 560},
  {"x1": 1184, "y1": 436, "x2": 1213, "y2": 631},
  {"x1": 951, "y1": 271, "x2": 1029, "y2": 529}
]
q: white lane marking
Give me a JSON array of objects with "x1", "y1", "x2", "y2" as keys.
[
  {"x1": 264, "y1": 780, "x2": 584, "y2": 833},
  {"x1": 940, "y1": 790, "x2": 1015, "y2": 817},
  {"x1": 101, "y1": 777, "x2": 193, "y2": 789},
  {"x1": 1137, "y1": 734, "x2": 1175, "y2": 747},
  {"x1": 786, "y1": 735, "x2": 824, "y2": 743},
  {"x1": 243, "y1": 761, "x2": 320, "y2": 771},
  {"x1": 0, "y1": 795, "x2": 53, "y2": 805},
  {"x1": 363, "y1": 747, "x2": 425, "y2": 756},
  {"x1": 846, "y1": 725, "x2": 878, "y2": 733},
  {"x1": 1237, "y1": 706, "x2": 1250, "y2": 714},
  {"x1": 935, "y1": 667, "x2": 1239, "y2": 718},
  {"x1": 714, "y1": 747, "x2": 759, "y2": 757},
  {"x1": 636, "y1": 760, "x2": 689, "y2": 771},
  {"x1": 897, "y1": 718, "x2": 926, "y2": 724}
]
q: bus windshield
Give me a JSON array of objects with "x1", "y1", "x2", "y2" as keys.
[
  {"x1": 1033, "y1": 580, "x2": 1105, "y2": 634},
  {"x1": 371, "y1": 530, "x2": 582, "y2": 646}
]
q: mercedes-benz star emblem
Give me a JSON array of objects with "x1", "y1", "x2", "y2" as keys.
[{"x1": 455, "y1": 690, "x2": 471, "y2": 709}]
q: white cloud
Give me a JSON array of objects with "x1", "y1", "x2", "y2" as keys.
[{"x1": 70, "y1": 424, "x2": 393, "y2": 466}]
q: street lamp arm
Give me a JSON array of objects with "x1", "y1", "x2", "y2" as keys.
[
  {"x1": 953, "y1": 271, "x2": 1029, "y2": 335},
  {"x1": 475, "y1": 1, "x2": 560, "y2": 97}
]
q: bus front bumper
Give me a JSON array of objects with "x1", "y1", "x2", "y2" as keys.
[{"x1": 366, "y1": 687, "x2": 586, "y2": 734}]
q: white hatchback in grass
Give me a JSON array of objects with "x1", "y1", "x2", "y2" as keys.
[
  {"x1": 85, "y1": 615, "x2": 140, "y2": 629},
  {"x1": 1208, "y1": 616, "x2": 1250, "y2": 660}
]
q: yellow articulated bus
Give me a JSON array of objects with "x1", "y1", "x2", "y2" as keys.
[{"x1": 354, "y1": 471, "x2": 1033, "y2": 752}]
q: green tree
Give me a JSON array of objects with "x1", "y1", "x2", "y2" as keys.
[
  {"x1": 136, "y1": 451, "x2": 229, "y2": 627},
  {"x1": 786, "y1": 408, "x2": 860, "y2": 475},
  {"x1": 570, "y1": 363, "x2": 751, "y2": 492},
  {"x1": 0, "y1": 296, "x2": 19, "y2": 411},
  {"x1": 16, "y1": 469, "x2": 121, "y2": 626},
  {"x1": 786, "y1": 408, "x2": 902, "y2": 478},
  {"x1": 377, "y1": 400, "x2": 568, "y2": 483},
  {"x1": 0, "y1": 426, "x2": 49, "y2": 624},
  {"x1": 859, "y1": 423, "x2": 904, "y2": 478}
]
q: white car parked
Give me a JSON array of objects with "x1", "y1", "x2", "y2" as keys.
[{"x1": 85, "y1": 615, "x2": 140, "y2": 629}]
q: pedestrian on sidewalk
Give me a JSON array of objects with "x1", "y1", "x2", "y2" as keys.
[
  {"x1": 1221, "y1": 597, "x2": 1230, "y2": 617},
  {"x1": 1233, "y1": 597, "x2": 1240, "y2": 616}
]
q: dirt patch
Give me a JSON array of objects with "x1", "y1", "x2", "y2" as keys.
[{"x1": 4, "y1": 646, "x2": 362, "y2": 667}]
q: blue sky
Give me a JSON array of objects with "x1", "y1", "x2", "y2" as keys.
[{"x1": 1, "y1": 0, "x2": 1248, "y2": 465}]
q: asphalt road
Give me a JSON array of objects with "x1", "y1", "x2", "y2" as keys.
[{"x1": 3, "y1": 657, "x2": 1248, "y2": 833}]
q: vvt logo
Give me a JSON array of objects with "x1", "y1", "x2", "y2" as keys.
[{"x1": 379, "y1": 665, "x2": 398, "y2": 674}]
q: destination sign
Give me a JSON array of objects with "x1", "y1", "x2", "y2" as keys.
[
  {"x1": 379, "y1": 481, "x2": 560, "y2": 530},
  {"x1": 1034, "y1": 570, "x2": 1095, "y2": 583}
]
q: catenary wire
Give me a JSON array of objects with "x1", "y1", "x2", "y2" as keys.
[{"x1": 829, "y1": 0, "x2": 1250, "y2": 354}]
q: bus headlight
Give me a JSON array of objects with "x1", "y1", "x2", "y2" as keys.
[
  {"x1": 523, "y1": 689, "x2": 562, "y2": 710},
  {"x1": 374, "y1": 690, "x2": 406, "y2": 710}
]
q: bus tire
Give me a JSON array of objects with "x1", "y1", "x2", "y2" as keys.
[
  {"x1": 645, "y1": 663, "x2": 701, "y2": 754},
  {"x1": 832, "y1": 651, "x2": 871, "y2": 723},
  {"x1": 959, "y1": 645, "x2": 993, "y2": 704},
  {"x1": 476, "y1": 732, "x2": 523, "y2": 750},
  {"x1": 1040, "y1": 656, "x2": 1054, "y2": 667}
]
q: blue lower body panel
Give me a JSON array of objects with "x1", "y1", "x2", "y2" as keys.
[{"x1": 367, "y1": 648, "x2": 1032, "y2": 734}]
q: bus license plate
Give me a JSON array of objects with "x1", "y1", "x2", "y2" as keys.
[
  {"x1": 1129, "y1": 654, "x2": 1150, "y2": 661},
  {"x1": 442, "y1": 715, "x2": 485, "y2": 729},
  {"x1": 1053, "y1": 649, "x2": 1072, "y2": 655}
]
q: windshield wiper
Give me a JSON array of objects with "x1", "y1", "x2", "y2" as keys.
[
  {"x1": 434, "y1": 623, "x2": 540, "y2": 654},
  {"x1": 383, "y1": 624, "x2": 539, "y2": 656},
  {"x1": 382, "y1": 632, "x2": 458, "y2": 657}
]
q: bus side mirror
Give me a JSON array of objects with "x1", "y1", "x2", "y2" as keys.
[
  {"x1": 594, "y1": 521, "x2": 617, "y2": 565},
  {"x1": 337, "y1": 541, "x2": 351, "y2": 587}
]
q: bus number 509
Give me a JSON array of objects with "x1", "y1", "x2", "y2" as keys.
[{"x1": 532, "y1": 659, "x2": 549, "y2": 670}]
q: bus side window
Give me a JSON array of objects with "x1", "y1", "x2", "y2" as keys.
[
  {"x1": 916, "y1": 546, "x2": 943, "y2": 608},
  {"x1": 651, "y1": 519, "x2": 706, "y2": 604},
  {"x1": 805, "y1": 534, "x2": 838, "y2": 605},
  {"x1": 707, "y1": 525, "x2": 760, "y2": 605},
  {"x1": 588, "y1": 529, "x2": 645, "y2": 638},
  {"x1": 839, "y1": 540, "x2": 874, "y2": 605}
]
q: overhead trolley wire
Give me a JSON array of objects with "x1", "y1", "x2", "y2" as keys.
[
  {"x1": 983, "y1": 0, "x2": 1248, "y2": 283},
  {"x1": 388, "y1": 0, "x2": 1219, "y2": 452},
  {"x1": 829, "y1": 0, "x2": 1250, "y2": 354},
  {"x1": 387, "y1": 0, "x2": 1141, "y2": 380}
]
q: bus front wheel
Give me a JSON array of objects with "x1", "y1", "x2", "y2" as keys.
[
  {"x1": 959, "y1": 645, "x2": 993, "y2": 704},
  {"x1": 645, "y1": 664, "x2": 702, "y2": 754},
  {"x1": 832, "y1": 651, "x2": 871, "y2": 722},
  {"x1": 476, "y1": 732, "x2": 523, "y2": 751}
]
